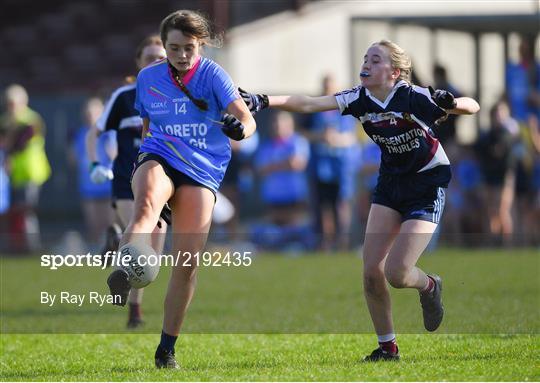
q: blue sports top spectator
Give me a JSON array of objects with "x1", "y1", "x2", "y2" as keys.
[
  {"x1": 74, "y1": 126, "x2": 114, "y2": 199},
  {"x1": 0, "y1": 149, "x2": 9, "y2": 213},
  {"x1": 506, "y1": 62, "x2": 540, "y2": 121},
  {"x1": 310, "y1": 110, "x2": 359, "y2": 195},
  {"x1": 359, "y1": 140, "x2": 382, "y2": 192},
  {"x1": 255, "y1": 112, "x2": 310, "y2": 205},
  {"x1": 505, "y1": 38, "x2": 540, "y2": 122}
]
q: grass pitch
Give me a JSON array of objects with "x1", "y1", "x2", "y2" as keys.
[
  {"x1": 1, "y1": 248, "x2": 539, "y2": 381},
  {"x1": 1, "y1": 334, "x2": 538, "y2": 381}
]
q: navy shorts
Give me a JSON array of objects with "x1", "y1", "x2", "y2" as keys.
[
  {"x1": 132, "y1": 152, "x2": 216, "y2": 198},
  {"x1": 112, "y1": 175, "x2": 134, "y2": 200},
  {"x1": 372, "y1": 166, "x2": 450, "y2": 224}
]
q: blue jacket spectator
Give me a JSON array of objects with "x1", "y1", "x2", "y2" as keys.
[
  {"x1": 74, "y1": 127, "x2": 114, "y2": 200},
  {"x1": 255, "y1": 111, "x2": 310, "y2": 206}
]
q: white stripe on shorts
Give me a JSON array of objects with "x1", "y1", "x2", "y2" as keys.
[{"x1": 433, "y1": 187, "x2": 445, "y2": 224}]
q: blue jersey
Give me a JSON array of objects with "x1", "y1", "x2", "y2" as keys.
[
  {"x1": 135, "y1": 57, "x2": 239, "y2": 191},
  {"x1": 359, "y1": 141, "x2": 381, "y2": 191},
  {"x1": 255, "y1": 134, "x2": 310, "y2": 205},
  {"x1": 311, "y1": 110, "x2": 357, "y2": 135},
  {"x1": 309, "y1": 110, "x2": 358, "y2": 184},
  {"x1": 335, "y1": 81, "x2": 450, "y2": 185},
  {"x1": 505, "y1": 61, "x2": 540, "y2": 122},
  {"x1": 310, "y1": 110, "x2": 357, "y2": 158},
  {"x1": 0, "y1": 149, "x2": 9, "y2": 213},
  {"x1": 74, "y1": 126, "x2": 113, "y2": 199}
]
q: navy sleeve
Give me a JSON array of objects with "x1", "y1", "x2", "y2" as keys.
[
  {"x1": 334, "y1": 87, "x2": 362, "y2": 117},
  {"x1": 96, "y1": 94, "x2": 122, "y2": 131},
  {"x1": 410, "y1": 86, "x2": 447, "y2": 125}
]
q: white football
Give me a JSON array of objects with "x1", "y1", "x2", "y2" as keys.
[{"x1": 118, "y1": 242, "x2": 160, "y2": 288}]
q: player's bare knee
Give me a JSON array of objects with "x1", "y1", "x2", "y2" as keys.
[
  {"x1": 132, "y1": 197, "x2": 158, "y2": 224},
  {"x1": 179, "y1": 237, "x2": 208, "y2": 255},
  {"x1": 172, "y1": 261, "x2": 198, "y2": 281},
  {"x1": 363, "y1": 269, "x2": 385, "y2": 296},
  {"x1": 384, "y1": 265, "x2": 409, "y2": 289}
]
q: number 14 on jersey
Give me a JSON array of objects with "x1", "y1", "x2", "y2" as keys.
[{"x1": 175, "y1": 102, "x2": 187, "y2": 115}]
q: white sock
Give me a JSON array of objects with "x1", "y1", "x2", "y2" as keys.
[{"x1": 377, "y1": 333, "x2": 396, "y2": 343}]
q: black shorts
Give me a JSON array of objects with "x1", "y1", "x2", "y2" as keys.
[
  {"x1": 372, "y1": 166, "x2": 450, "y2": 224},
  {"x1": 132, "y1": 152, "x2": 216, "y2": 198},
  {"x1": 112, "y1": 175, "x2": 134, "y2": 200},
  {"x1": 315, "y1": 180, "x2": 340, "y2": 206}
]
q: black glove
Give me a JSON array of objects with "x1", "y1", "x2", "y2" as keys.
[
  {"x1": 238, "y1": 87, "x2": 269, "y2": 115},
  {"x1": 221, "y1": 114, "x2": 245, "y2": 141},
  {"x1": 428, "y1": 86, "x2": 457, "y2": 110}
]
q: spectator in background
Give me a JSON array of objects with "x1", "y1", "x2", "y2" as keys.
[
  {"x1": 443, "y1": 145, "x2": 483, "y2": 246},
  {"x1": 0, "y1": 84, "x2": 50, "y2": 253},
  {"x1": 219, "y1": 130, "x2": 259, "y2": 241},
  {"x1": 475, "y1": 100, "x2": 518, "y2": 246},
  {"x1": 71, "y1": 97, "x2": 116, "y2": 249},
  {"x1": 410, "y1": 60, "x2": 425, "y2": 87},
  {"x1": 506, "y1": 36, "x2": 540, "y2": 125},
  {"x1": 253, "y1": 111, "x2": 311, "y2": 250},
  {"x1": 356, "y1": 137, "x2": 381, "y2": 236},
  {"x1": 304, "y1": 74, "x2": 359, "y2": 251},
  {"x1": 0, "y1": 132, "x2": 9, "y2": 241},
  {"x1": 505, "y1": 35, "x2": 540, "y2": 245},
  {"x1": 431, "y1": 64, "x2": 462, "y2": 155},
  {"x1": 456, "y1": 148, "x2": 484, "y2": 234},
  {"x1": 415, "y1": 64, "x2": 461, "y2": 251},
  {"x1": 529, "y1": 108, "x2": 540, "y2": 246}
]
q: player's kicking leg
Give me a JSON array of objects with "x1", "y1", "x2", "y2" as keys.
[{"x1": 107, "y1": 161, "x2": 173, "y2": 308}]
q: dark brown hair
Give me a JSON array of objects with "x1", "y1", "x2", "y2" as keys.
[
  {"x1": 160, "y1": 10, "x2": 221, "y2": 110},
  {"x1": 159, "y1": 10, "x2": 222, "y2": 48}
]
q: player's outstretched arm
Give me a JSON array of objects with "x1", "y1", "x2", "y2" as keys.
[
  {"x1": 450, "y1": 97, "x2": 480, "y2": 115},
  {"x1": 428, "y1": 86, "x2": 480, "y2": 115},
  {"x1": 268, "y1": 95, "x2": 339, "y2": 114},
  {"x1": 239, "y1": 88, "x2": 338, "y2": 114}
]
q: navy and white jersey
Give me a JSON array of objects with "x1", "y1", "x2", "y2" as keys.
[
  {"x1": 96, "y1": 83, "x2": 142, "y2": 185},
  {"x1": 335, "y1": 80, "x2": 450, "y2": 181}
]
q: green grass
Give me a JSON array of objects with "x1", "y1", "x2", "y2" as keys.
[
  {"x1": 1, "y1": 334, "x2": 538, "y2": 381},
  {"x1": 1, "y1": 248, "x2": 539, "y2": 380}
]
